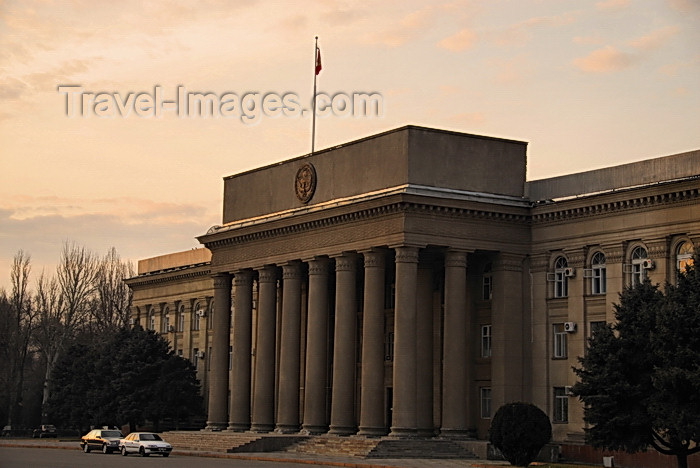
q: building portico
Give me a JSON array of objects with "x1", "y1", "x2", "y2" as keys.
[
  {"x1": 194, "y1": 126, "x2": 530, "y2": 437},
  {"x1": 125, "y1": 125, "x2": 700, "y2": 451}
]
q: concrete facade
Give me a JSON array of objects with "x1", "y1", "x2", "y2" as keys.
[{"x1": 125, "y1": 125, "x2": 700, "y2": 443}]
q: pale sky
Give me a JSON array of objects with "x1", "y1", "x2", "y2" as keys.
[{"x1": 1, "y1": 0, "x2": 699, "y2": 290}]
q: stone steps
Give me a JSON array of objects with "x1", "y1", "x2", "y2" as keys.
[
  {"x1": 163, "y1": 431, "x2": 263, "y2": 453},
  {"x1": 367, "y1": 438, "x2": 479, "y2": 459},
  {"x1": 163, "y1": 431, "x2": 480, "y2": 459},
  {"x1": 287, "y1": 434, "x2": 380, "y2": 458}
]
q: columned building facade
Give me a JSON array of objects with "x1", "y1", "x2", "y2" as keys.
[{"x1": 126, "y1": 126, "x2": 700, "y2": 442}]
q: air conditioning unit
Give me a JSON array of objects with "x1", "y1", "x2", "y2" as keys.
[
  {"x1": 565, "y1": 386, "x2": 574, "y2": 396},
  {"x1": 564, "y1": 267, "x2": 576, "y2": 277},
  {"x1": 642, "y1": 259, "x2": 655, "y2": 270},
  {"x1": 197, "y1": 351, "x2": 206, "y2": 359},
  {"x1": 197, "y1": 310, "x2": 207, "y2": 317},
  {"x1": 564, "y1": 321, "x2": 577, "y2": 333}
]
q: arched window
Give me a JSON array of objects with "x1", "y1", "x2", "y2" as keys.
[
  {"x1": 631, "y1": 246, "x2": 648, "y2": 286},
  {"x1": 554, "y1": 257, "x2": 569, "y2": 298},
  {"x1": 193, "y1": 302, "x2": 202, "y2": 331},
  {"x1": 162, "y1": 307, "x2": 170, "y2": 333},
  {"x1": 149, "y1": 308, "x2": 156, "y2": 331},
  {"x1": 590, "y1": 252, "x2": 606, "y2": 295},
  {"x1": 482, "y1": 263, "x2": 492, "y2": 301},
  {"x1": 178, "y1": 304, "x2": 185, "y2": 332},
  {"x1": 208, "y1": 301, "x2": 215, "y2": 330},
  {"x1": 677, "y1": 241, "x2": 694, "y2": 273}
]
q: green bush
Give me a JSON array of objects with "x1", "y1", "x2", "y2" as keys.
[{"x1": 489, "y1": 402, "x2": 552, "y2": 467}]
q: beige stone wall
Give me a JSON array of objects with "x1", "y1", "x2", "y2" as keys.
[{"x1": 530, "y1": 177, "x2": 700, "y2": 440}]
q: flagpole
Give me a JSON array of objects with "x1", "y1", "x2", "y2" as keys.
[{"x1": 311, "y1": 36, "x2": 318, "y2": 155}]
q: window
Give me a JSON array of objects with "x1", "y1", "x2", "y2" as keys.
[
  {"x1": 677, "y1": 241, "x2": 694, "y2": 273},
  {"x1": 385, "y1": 282, "x2": 396, "y2": 309},
  {"x1": 480, "y1": 387, "x2": 492, "y2": 419},
  {"x1": 554, "y1": 257, "x2": 568, "y2": 298},
  {"x1": 228, "y1": 345, "x2": 233, "y2": 371},
  {"x1": 208, "y1": 302, "x2": 214, "y2": 330},
  {"x1": 162, "y1": 308, "x2": 170, "y2": 333},
  {"x1": 553, "y1": 323, "x2": 567, "y2": 358},
  {"x1": 178, "y1": 305, "x2": 185, "y2": 332},
  {"x1": 482, "y1": 263, "x2": 492, "y2": 301},
  {"x1": 481, "y1": 325, "x2": 492, "y2": 358},
  {"x1": 193, "y1": 348, "x2": 199, "y2": 370},
  {"x1": 631, "y1": 246, "x2": 648, "y2": 286},
  {"x1": 177, "y1": 349, "x2": 183, "y2": 357},
  {"x1": 149, "y1": 309, "x2": 156, "y2": 331},
  {"x1": 591, "y1": 252, "x2": 607, "y2": 295},
  {"x1": 193, "y1": 302, "x2": 202, "y2": 331},
  {"x1": 385, "y1": 331, "x2": 395, "y2": 361},
  {"x1": 553, "y1": 387, "x2": 569, "y2": 422},
  {"x1": 208, "y1": 346, "x2": 212, "y2": 370}
]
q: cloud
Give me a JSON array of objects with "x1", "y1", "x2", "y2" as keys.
[
  {"x1": 628, "y1": 26, "x2": 680, "y2": 51},
  {"x1": 491, "y1": 11, "x2": 580, "y2": 46},
  {"x1": 573, "y1": 45, "x2": 637, "y2": 73},
  {"x1": 0, "y1": 199, "x2": 215, "y2": 291},
  {"x1": 667, "y1": 0, "x2": 700, "y2": 13},
  {"x1": 438, "y1": 28, "x2": 477, "y2": 52},
  {"x1": 451, "y1": 112, "x2": 486, "y2": 125},
  {"x1": 573, "y1": 35, "x2": 604, "y2": 45},
  {"x1": 595, "y1": 0, "x2": 631, "y2": 11},
  {"x1": 363, "y1": 6, "x2": 435, "y2": 47}
]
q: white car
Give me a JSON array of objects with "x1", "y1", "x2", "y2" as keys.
[{"x1": 119, "y1": 432, "x2": 172, "y2": 457}]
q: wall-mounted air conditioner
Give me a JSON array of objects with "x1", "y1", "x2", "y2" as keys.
[{"x1": 564, "y1": 322, "x2": 577, "y2": 333}]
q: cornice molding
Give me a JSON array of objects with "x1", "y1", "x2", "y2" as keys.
[
  {"x1": 532, "y1": 185, "x2": 700, "y2": 225},
  {"x1": 203, "y1": 201, "x2": 530, "y2": 250},
  {"x1": 125, "y1": 268, "x2": 211, "y2": 288}
]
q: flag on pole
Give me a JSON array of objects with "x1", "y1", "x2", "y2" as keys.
[{"x1": 315, "y1": 47, "x2": 322, "y2": 75}]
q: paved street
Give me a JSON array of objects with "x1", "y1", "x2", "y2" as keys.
[{"x1": 0, "y1": 439, "x2": 510, "y2": 468}]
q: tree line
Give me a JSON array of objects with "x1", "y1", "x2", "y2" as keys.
[{"x1": 0, "y1": 242, "x2": 203, "y2": 433}]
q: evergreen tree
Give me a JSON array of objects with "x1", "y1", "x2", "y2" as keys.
[{"x1": 574, "y1": 257, "x2": 700, "y2": 468}]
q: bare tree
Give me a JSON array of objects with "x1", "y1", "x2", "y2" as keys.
[
  {"x1": 34, "y1": 271, "x2": 64, "y2": 422},
  {"x1": 35, "y1": 242, "x2": 99, "y2": 414},
  {"x1": 3, "y1": 250, "x2": 35, "y2": 428},
  {"x1": 88, "y1": 247, "x2": 134, "y2": 334}
]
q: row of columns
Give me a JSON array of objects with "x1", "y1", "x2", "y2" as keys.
[{"x1": 205, "y1": 247, "x2": 473, "y2": 437}]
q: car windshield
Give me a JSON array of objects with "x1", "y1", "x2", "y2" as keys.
[
  {"x1": 103, "y1": 431, "x2": 121, "y2": 437},
  {"x1": 140, "y1": 434, "x2": 162, "y2": 441}
]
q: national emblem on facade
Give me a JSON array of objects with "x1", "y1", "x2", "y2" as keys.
[{"x1": 295, "y1": 163, "x2": 317, "y2": 204}]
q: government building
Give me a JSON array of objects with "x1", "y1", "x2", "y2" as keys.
[{"x1": 125, "y1": 125, "x2": 700, "y2": 452}]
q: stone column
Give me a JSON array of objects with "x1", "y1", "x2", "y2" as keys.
[
  {"x1": 329, "y1": 253, "x2": 358, "y2": 435},
  {"x1": 251, "y1": 266, "x2": 277, "y2": 432},
  {"x1": 276, "y1": 262, "x2": 303, "y2": 433},
  {"x1": 206, "y1": 273, "x2": 232, "y2": 431},
  {"x1": 390, "y1": 245, "x2": 420, "y2": 437},
  {"x1": 441, "y1": 250, "x2": 469, "y2": 436},
  {"x1": 358, "y1": 250, "x2": 387, "y2": 436},
  {"x1": 302, "y1": 257, "x2": 331, "y2": 434},
  {"x1": 416, "y1": 262, "x2": 434, "y2": 436},
  {"x1": 491, "y1": 253, "x2": 524, "y2": 411},
  {"x1": 229, "y1": 270, "x2": 253, "y2": 431}
]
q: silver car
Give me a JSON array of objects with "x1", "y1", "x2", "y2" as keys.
[{"x1": 119, "y1": 432, "x2": 172, "y2": 457}]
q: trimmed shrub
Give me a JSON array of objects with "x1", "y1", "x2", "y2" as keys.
[{"x1": 489, "y1": 402, "x2": 552, "y2": 467}]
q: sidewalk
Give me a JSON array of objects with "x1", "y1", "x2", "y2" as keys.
[{"x1": 0, "y1": 438, "x2": 511, "y2": 467}]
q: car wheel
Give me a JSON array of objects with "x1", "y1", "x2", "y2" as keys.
[
  {"x1": 163, "y1": 453, "x2": 170, "y2": 457},
  {"x1": 102, "y1": 444, "x2": 110, "y2": 454},
  {"x1": 140, "y1": 447, "x2": 149, "y2": 457},
  {"x1": 121, "y1": 446, "x2": 128, "y2": 456},
  {"x1": 83, "y1": 443, "x2": 90, "y2": 453}
]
